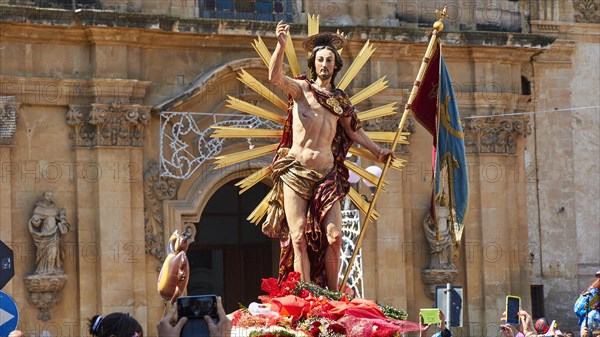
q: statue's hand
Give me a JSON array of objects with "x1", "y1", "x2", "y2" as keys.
[
  {"x1": 31, "y1": 215, "x2": 41, "y2": 225},
  {"x1": 276, "y1": 21, "x2": 289, "y2": 46}
]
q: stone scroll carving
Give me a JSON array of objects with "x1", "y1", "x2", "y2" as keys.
[
  {"x1": 463, "y1": 116, "x2": 530, "y2": 155},
  {"x1": 574, "y1": 0, "x2": 600, "y2": 23},
  {"x1": 24, "y1": 191, "x2": 69, "y2": 321},
  {"x1": 144, "y1": 160, "x2": 178, "y2": 267},
  {"x1": 0, "y1": 97, "x2": 19, "y2": 146},
  {"x1": 66, "y1": 102, "x2": 151, "y2": 147}
]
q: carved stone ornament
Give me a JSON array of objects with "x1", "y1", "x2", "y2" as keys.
[
  {"x1": 24, "y1": 191, "x2": 70, "y2": 321},
  {"x1": 463, "y1": 116, "x2": 531, "y2": 155},
  {"x1": 144, "y1": 160, "x2": 178, "y2": 266},
  {"x1": 0, "y1": 97, "x2": 19, "y2": 146},
  {"x1": 66, "y1": 102, "x2": 151, "y2": 147},
  {"x1": 574, "y1": 0, "x2": 600, "y2": 23},
  {"x1": 362, "y1": 116, "x2": 415, "y2": 153},
  {"x1": 421, "y1": 200, "x2": 458, "y2": 299}
]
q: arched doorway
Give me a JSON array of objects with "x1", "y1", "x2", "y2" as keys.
[{"x1": 186, "y1": 179, "x2": 277, "y2": 312}]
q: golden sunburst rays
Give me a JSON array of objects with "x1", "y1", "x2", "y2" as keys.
[
  {"x1": 213, "y1": 143, "x2": 279, "y2": 169},
  {"x1": 225, "y1": 96, "x2": 285, "y2": 123},
  {"x1": 247, "y1": 189, "x2": 274, "y2": 224},
  {"x1": 234, "y1": 70, "x2": 288, "y2": 112},
  {"x1": 284, "y1": 34, "x2": 301, "y2": 78},
  {"x1": 252, "y1": 36, "x2": 271, "y2": 67},
  {"x1": 235, "y1": 165, "x2": 273, "y2": 194},
  {"x1": 350, "y1": 77, "x2": 389, "y2": 105},
  {"x1": 308, "y1": 13, "x2": 320, "y2": 38},
  {"x1": 336, "y1": 41, "x2": 376, "y2": 91},
  {"x1": 210, "y1": 14, "x2": 410, "y2": 223},
  {"x1": 347, "y1": 188, "x2": 379, "y2": 220}
]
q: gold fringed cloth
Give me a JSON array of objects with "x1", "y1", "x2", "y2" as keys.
[
  {"x1": 262, "y1": 149, "x2": 325, "y2": 239},
  {"x1": 271, "y1": 75, "x2": 362, "y2": 287}
]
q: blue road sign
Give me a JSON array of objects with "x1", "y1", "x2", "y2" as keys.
[{"x1": 0, "y1": 291, "x2": 18, "y2": 337}]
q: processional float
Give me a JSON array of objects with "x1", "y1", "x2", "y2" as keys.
[{"x1": 208, "y1": 7, "x2": 454, "y2": 293}]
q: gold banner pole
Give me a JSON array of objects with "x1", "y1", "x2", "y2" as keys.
[{"x1": 340, "y1": 7, "x2": 449, "y2": 291}]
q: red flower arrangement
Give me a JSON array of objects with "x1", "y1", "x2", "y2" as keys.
[{"x1": 233, "y1": 272, "x2": 420, "y2": 337}]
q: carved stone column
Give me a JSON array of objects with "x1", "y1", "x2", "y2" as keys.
[
  {"x1": 461, "y1": 114, "x2": 532, "y2": 330},
  {"x1": 143, "y1": 160, "x2": 178, "y2": 269},
  {"x1": 66, "y1": 101, "x2": 151, "y2": 319},
  {"x1": 0, "y1": 97, "x2": 18, "y2": 295},
  {"x1": 0, "y1": 97, "x2": 19, "y2": 146}
]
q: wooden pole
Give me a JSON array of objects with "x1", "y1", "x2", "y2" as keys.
[{"x1": 340, "y1": 6, "x2": 449, "y2": 291}]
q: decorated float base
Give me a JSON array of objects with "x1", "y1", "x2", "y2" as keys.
[{"x1": 228, "y1": 272, "x2": 421, "y2": 337}]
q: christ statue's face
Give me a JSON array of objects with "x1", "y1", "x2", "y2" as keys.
[{"x1": 314, "y1": 48, "x2": 336, "y2": 82}]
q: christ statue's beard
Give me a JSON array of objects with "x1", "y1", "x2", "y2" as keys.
[{"x1": 317, "y1": 72, "x2": 332, "y2": 81}]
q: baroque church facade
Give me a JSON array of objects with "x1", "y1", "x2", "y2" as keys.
[{"x1": 0, "y1": 0, "x2": 598, "y2": 335}]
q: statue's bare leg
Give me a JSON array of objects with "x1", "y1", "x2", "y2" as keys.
[
  {"x1": 282, "y1": 183, "x2": 311, "y2": 282},
  {"x1": 324, "y1": 201, "x2": 342, "y2": 290}
]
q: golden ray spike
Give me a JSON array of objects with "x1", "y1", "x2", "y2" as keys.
[
  {"x1": 285, "y1": 34, "x2": 301, "y2": 78},
  {"x1": 214, "y1": 143, "x2": 278, "y2": 169},
  {"x1": 348, "y1": 146, "x2": 378, "y2": 162},
  {"x1": 337, "y1": 40, "x2": 376, "y2": 91},
  {"x1": 364, "y1": 131, "x2": 409, "y2": 144},
  {"x1": 389, "y1": 158, "x2": 407, "y2": 170},
  {"x1": 247, "y1": 189, "x2": 273, "y2": 224},
  {"x1": 235, "y1": 165, "x2": 273, "y2": 194},
  {"x1": 347, "y1": 188, "x2": 379, "y2": 221},
  {"x1": 308, "y1": 13, "x2": 320, "y2": 37},
  {"x1": 345, "y1": 160, "x2": 387, "y2": 190},
  {"x1": 358, "y1": 102, "x2": 398, "y2": 121},
  {"x1": 251, "y1": 35, "x2": 272, "y2": 68},
  {"x1": 211, "y1": 126, "x2": 283, "y2": 139},
  {"x1": 237, "y1": 70, "x2": 288, "y2": 111},
  {"x1": 348, "y1": 146, "x2": 407, "y2": 171},
  {"x1": 336, "y1": 30, "x2": 346, "y2": 56},
  {"x1": 226, "y1": 96, "x2": 286, "y2": 124},
  {"x1": 350, "y1": 77, "x2": 388, "y2": 105}
]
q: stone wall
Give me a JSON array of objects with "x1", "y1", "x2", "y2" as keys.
[
  {"x1": 0, "y1": 1, "x2": 597, "y2": 336},
  {"x1": 526, "y1": 2, "x2": 600, "y2": 332}
]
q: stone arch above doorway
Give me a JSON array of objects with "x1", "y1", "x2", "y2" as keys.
[
  {"x1": 153, "y1": 57, "x2": 287, "y2": 114},
  {"x1": 162, "y1": 157, "x2": 273, "y2": 246}
]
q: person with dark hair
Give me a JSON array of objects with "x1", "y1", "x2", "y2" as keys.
[
  {"x1": 266, "y1": 21, "x2": 394, "y2": 291},
  {"x1": 574, "y1": 271, "x2": 600, "y2": 337},
  {"x1": 157, "y1": 297, "x2": 231, "y2": 337},
  {"x1": 88, "y1": 313, "x2": 143, "y2": 337}
]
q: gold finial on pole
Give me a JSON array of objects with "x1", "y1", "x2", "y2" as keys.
[{"x1": 433, "y1": 6, "x2": 450, "y2": 32}]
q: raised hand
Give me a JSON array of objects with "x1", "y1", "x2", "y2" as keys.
[{"x1": 276, "y1": 21, "x2": 290, "y2": 46}]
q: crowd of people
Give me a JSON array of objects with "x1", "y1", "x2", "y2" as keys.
[{"x1": 6, "y1": 270, "x2": 598, "y2": 337}]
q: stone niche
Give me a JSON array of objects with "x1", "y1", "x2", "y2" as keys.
[{"x1": 24, "y1": 191, "x2": 70, "y2": 321}]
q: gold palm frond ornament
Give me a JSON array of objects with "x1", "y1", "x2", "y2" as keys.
[{"x1": 210, "y1": 13, "x2": 412, "y2": 290}]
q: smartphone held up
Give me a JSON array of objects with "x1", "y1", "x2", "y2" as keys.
[
  {"x1": 506, "y1": 295, "x2": 521, "y2": 325},
  {"x1": 177, "y1": 295, "x2": 219, "y2": 337}
]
